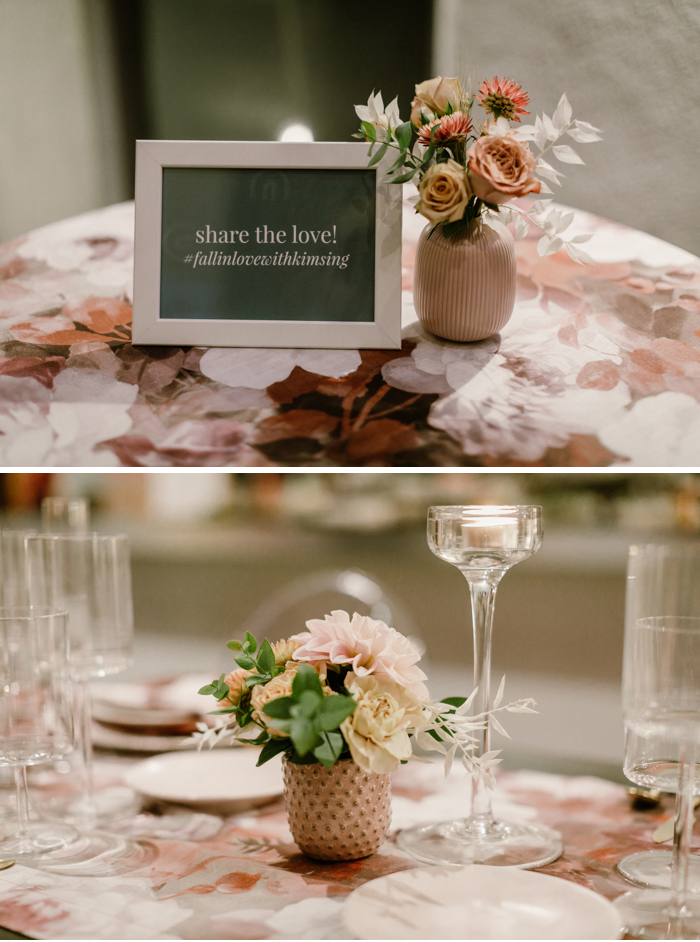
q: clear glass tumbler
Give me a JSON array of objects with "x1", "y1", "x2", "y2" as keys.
[
  {"x1": 618, "y1": 544, "x2": 700, "y2": 891},
  {"x1": 41, "y1": 497, "x2": 89, "y2": 535},
  {"x1": 397, "y1": 505, "x2": 563, "y2": 869},
  {"x1": 26, "y1": 533, "x2": 135, "y2": 826},
  {"x1": 616, "y1": 612, "x2": 700, "y2": 939},
  {"x1": 0, "y1": 608, "x2": 76, "y2": 857}
]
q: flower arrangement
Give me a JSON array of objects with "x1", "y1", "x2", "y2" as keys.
[
  {"x1": 196, "y1": 610, "x2": 536, "y2": 782},
  {"x1": 354, "y1": 75, "x2": 602, "y2": 261}
]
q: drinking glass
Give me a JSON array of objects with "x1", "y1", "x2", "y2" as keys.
[
  {"x1": 41, "y1": 497, "x2": 89, "y2": 534},
  {"x1": 397, "y1": 505, "x2": 563, "y2": 869},
  {"x1": 0, "y1": 609, "x2": 75, "y2": 857},
  {"x1": 615, "y1": 613, "x2": 700, "y2": 939},
  {"x1": 26, "y1": 533, "x2": 136, "y2": 826},
  {"x1": 618, "y1": 544, "x2": 700, "y2": 891}
]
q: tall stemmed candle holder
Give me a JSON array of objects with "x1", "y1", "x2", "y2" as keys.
[{"x1": 397, "y1": 505, "x2": 563, "y2": 869}]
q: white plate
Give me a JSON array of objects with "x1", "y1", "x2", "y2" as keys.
[
  {"x1": 342, "y1": 865, "x2": 623, "y2": 940},
  {"x1": 124, "y1": 748, "x2": 284, "y2": 814}
]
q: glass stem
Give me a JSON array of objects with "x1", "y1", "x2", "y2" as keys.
[
  {"x1": 670, "y1": 740, "x2": 696, "y2": 931},
  {"x1": 463, "y1": 570, "x2": 503, "y2": 830},
  {"x1": 14, "y1": 766, "x2": 32, "y2": 842},
  {"x1": 75, "y1": 677, "x2": 96, "y2": 816}
]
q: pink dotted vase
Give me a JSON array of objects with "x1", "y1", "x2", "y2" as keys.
[
  {"x1": 283, "y1": 757, "x2": 391, "y2": 861},
  {"x1": 413, "y1": 217, "x2": 517, "y2": 342}
]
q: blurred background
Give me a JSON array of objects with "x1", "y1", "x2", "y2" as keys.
[
  {"x1": 4, "y1": 469, "x2": 700, "y2": 782},
  {"x1": 0, "y1": 0, "x2": 698, "y2": 253}
]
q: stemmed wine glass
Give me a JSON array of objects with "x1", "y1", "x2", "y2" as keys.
[
  {"x1": 41, "y1": 497, "x2": 89, "y2": 535},
  {"x1": 397, "y1": 505, "x2": 563, "y2": 869},
  {"x1": 0, "y1": 609, "x2": 75, "y2": 858},
  {"x1": 26, "y1": 533, "x2": 136, "y2": 827}
]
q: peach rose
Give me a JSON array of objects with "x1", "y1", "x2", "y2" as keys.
[
  {"x1": 417, "y1": 159, "x2": 472, "y2": 224},
  {"x1": 467, "y1": 134, "x2": 541, "y2": 204},
  {"x1": 411, "y1": 76, "x2": 462, "y2": 126},
  {"x1": 251, "y1": 666, "x2": 298, "y2": 737},
  {"x1": 222, "y1": 667, "x2": 252, "y2": 707}
]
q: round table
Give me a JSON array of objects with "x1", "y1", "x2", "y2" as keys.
[{"x1": 0, "y1": 197, "x2": 698, "y2": 467}]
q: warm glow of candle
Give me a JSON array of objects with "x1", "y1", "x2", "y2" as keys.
[{"x1": 461, "y1": 517, "x2": 519, "y2": 549}]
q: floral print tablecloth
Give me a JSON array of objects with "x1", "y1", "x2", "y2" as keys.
[
  {"x1": 0, "y1": 761, "x2": 671, "y2": 940},
  {"x1": 0, "y1": 197, "x2": 698, "y2": 467}
]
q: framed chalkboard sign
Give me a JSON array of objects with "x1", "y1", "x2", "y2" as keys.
[{"x1": 132, "y1": 141, "x2": 402, "y2": 348}]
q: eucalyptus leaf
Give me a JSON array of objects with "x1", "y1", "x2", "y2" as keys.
[
  {"x1": 257, "y1": 737, "x2": 289, "y2": 766},
  {"x1": 395, "y1": 121, "x2": 412, "y2": 150},
  {"x1": 290, "y1": 716, "x2": 319, "y2": 756},
  {"x1": 292, "y1": 663, "x2": 324, "y2": 699},
  {"x1": 368, "y1": 140, "x2": 388, "y2": 167},
  {"x1": 226, "y1": 640, "x2": 243, "y2": 651},
  {"x1": 317, "y1": 694, "x2": 356, "y2": 731},
  {"x1": 298, "y1": 689, "x2": 322, "y2": 718},
  {"x1": 263, "y1": 696, "x2": 294, "y2": 719},
  {"x1": 244, "y1": 632, "x2": 257, "y2": 654},
  {"x1": 235, "y1": 655, "x2": 255, "y2": 671},
  {"x1": 314, "y1": 731, "x2": 344, "y2": 767},
  {"x1": 258, "y1": 639, "x2": 275, "y2": 674}
]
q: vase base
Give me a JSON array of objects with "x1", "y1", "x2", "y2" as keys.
[{"x1": 396, "y1": 817, "x2": 563, "y2": 869}]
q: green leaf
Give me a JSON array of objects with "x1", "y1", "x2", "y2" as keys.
[
  {"x1": 317, "y1": 694, "x2": 356, "y2": 731},
  {"x1": 290, "y1": 716, "x2": 319, "y2": 756},
  {"x1": 245, "y1": 674, "x2": 267, "y2": 688},
  {"x1": 258, "y1": 638, "x2": 275, "y2": 674},
  {"x1": 244, "y1": 632, "x2": 257, "y2": 654},
  {"x1": 386, "y1": 151, "x2": 407, "y2": 174},
  {"x1": 368, "y1": 140, "x2": 388, "y2": 167},
  {"x1": 441, "y1": 696, "x2": 467, "y2": 708},
  {"x1": 263, "y1": 696, "x2": 294, "y2": 719},
  {"x1": 292, "y1": 663, "x2": 324, "y2": 699},
  {"x1": 235, "y1": 655, "x2": 255, "y2": 671},
  {"x1": 198, "y1": 683, "x2": 217, "y2": 695},
  {"x1": 387, "y1": 165, "x2": 418, "y2": 184},
  {"x1": 298, "y1": 689, "x2": 322, "y2": 718},
  {"x1": 226, "y1": 639, "x2": 243, "y2": 651},
  {"x1": 313, "y1": 731, "x2": 344, "y2": 767},
  {"x1": 266, "y1": 717, "x2": 292, "y2": 733},
  {"x1": 257, "y1": 738, "x2": 289, "y2": 766},
  {"x1": 445, "y1": 101, "x2": 453, "y2": 115},
  {"x1": 395, "y1": 121, "x2": 412, "y2": 150},
  {"x1": 361, "y1": 120, "x2": 376, "y2": 142},
  {"x1": 207, "y1": 706, "x2": 237, "y2": 714}
]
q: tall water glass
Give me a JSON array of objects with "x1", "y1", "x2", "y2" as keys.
[
  {"x1": 26, "y1": 533, "x2": 135, "y2": 826},
  {"x1": 618, "y1": 544, "x2": 700, "y2": 890},
  {"x1": 41, "y1": 497, "x2": 89, "y2": 534},
  {"x1": 397, "y1": 506, "x2": 563, "y2": 869},
  {"x1": 0, "y1": 609, "x2": 75, "y2": 857},
  {"x1": 616, "y1": 613, "x2": 700, "y2": 939}
]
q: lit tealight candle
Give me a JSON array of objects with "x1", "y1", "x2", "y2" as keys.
[{"x1": 461, "y1": 517, "x2": 519, "y2": 550}]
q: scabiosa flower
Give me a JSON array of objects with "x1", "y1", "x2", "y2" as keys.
[
  {"x1": 417, "y1": 110, "x2": 473, "y2": 146},
  {"x1": 476, "y1": 76, "x2": 530, "y2": 123}
]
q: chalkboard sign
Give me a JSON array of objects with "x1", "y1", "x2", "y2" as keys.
[{"x1": 133, "y1": 141, "x2": 402, "y2": 348}]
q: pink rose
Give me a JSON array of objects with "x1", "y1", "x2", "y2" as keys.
[{"x1": 467, "y1": 135, "x2": 541, "y2": 204}]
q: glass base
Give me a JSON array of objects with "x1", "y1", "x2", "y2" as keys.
[
  {"x1": 616, "y1": 889, "x2": 700, "y2": 939},
  {"x1": 41, "y1": 786, "x2": 141, "y2": 828},
  {"x1": 618, "y1": 851, "x2": 700, "y2": 889},
  {"x1": 20, "y1": 830, "x2": 148, "y2": 878},
  {"x1": 0, "y1": 822, "x2": 77, "y2": 858},
  {"x1": 396, "y1": 817, "x2": 563, "y2": 869}
]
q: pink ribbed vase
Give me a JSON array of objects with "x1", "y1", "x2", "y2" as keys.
[{"x1": 414, "y1": 217, "x2": 517, "y2": 342}]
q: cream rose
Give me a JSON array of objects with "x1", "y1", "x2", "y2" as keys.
[
  {"x1": 467, "y1": 134, "x2": 541, "y2": 204},
  {"x1": 340, "y1": 673, "x2": 427, "y2": 774},
  {"x1": 411, "y1": 76, "x2": 462, "y2": 125},
  {"x1": 417, "y1": 159, "x2": 472, "y2": 224}
]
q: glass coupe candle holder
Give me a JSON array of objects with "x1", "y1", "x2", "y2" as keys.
[{"x1": 397, "y1": 505, "x2": 563, "y2": 869}]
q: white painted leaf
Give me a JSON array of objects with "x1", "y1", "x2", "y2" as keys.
[
  {"x1": 490, "y1": 715, "x2": 511, "y2": 739},
  {"x1": 575, "y1": 119, "x2": 602, "y2": 134},
  {"x1": 533, "y1": 115, "x2": 548, "y2": 150},
  {"x1": 514, "y1": 217, "x2": 530, "y2": 240},
  {"x1": 515, "y1": 124, "x2": 538, "y2": 141},
  {"x1": 544, "y1": 237, "x2": 564, "y2": 256},
  {"x1": 565, "y1": 243, "x2": 585, "y2": 265},
  {"x1": 493, "y1": 675, "x2": 506, "y2": 709},
  {"x1": 537, "y1": 235, "x2": 551, "y2": 256},
  {"x1": 554, "y1": 211, "x2": 575, "y2": 234},
  {"x1": 567, "y1": 126, "x2": 602, "y2": 144},
  {"x1": 530, "y1": 199, "x2": 552, "y2": 214},
  {"x1": 568, "y1": 243, "x2": 595, "y2": 264},
  {"x1": 552, "y1": 144, "x2": 584, "y2": 165},
  {"x1": 444, "y1": 743, "x2": 457, "y2": 777},
  {"x1": 536, "y1": 158, "x2": 564, "y2": 185},
  {"x1": 542, "y1": 113, "x2": 558, "y2": 141},
  {"x1": 456, "y1": 688, "x2": 478, "y2": 715},
  {"x1": 552, "y1": 92, "x2": 572, "y2": 132},
  {"x1": 569, "y1": 232, "x2": 593, "y2": 243},
  {"x1": 538, "y1": 179, "x2": 554, "y2": 194}
]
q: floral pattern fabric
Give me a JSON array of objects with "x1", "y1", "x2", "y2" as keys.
[
  {"x1": 0, "y1": 198, "x2": 698, "y2": 466},
  {"x1": 0, "y1": 760, "x2": 669, "y2": 939}
]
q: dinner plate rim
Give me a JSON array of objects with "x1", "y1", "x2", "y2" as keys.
[
  {"x1": 124, "y1": 748, "x2": 283, "y2": 804},
  {"x1": 342, "y1": 864, "x2": 624, "y2": 940}
]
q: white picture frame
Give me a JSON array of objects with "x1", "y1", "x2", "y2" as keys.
[{"x1": 132, "y1": 140, "x2": 402, "y2": 349}]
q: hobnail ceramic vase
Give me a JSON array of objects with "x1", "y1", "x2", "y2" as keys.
[
  {"x1": 283, "y1": 757, "x2": 391, "y2": 861},
  {"x1": 413, "y1": 217, "x2": 517, "y2": 342}
]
